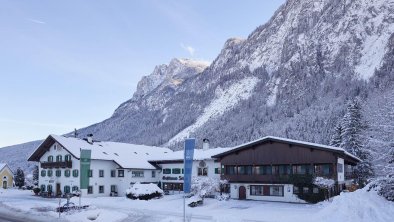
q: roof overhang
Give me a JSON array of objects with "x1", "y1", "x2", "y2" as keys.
[
  {"x1": 27, "y1": 135, "x2": 79, "y2": 162},
  {"x1": 211, "y1": 136, "x2": 361, "y2": 163}
]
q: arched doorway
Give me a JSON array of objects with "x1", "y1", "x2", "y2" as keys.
[
  {"x1": 2, "y1": 176, "x2": 7, "y2": 189},
  {"x1": 239, "y1": 186, "x2": 246, "y2": 200}
]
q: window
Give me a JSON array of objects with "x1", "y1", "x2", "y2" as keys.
[
  {"x1": 172, "y1": 168, "x2": 181, "y2": 174},
  {"x1": 163, "y1": 168, "x2": 171, "y2": 174},
  {"x1": 151, "y1": 171, "x2": 156, "y2": 178},
  {"x1": 55, "y1": 170, "x2": 61, "y2": 177},
  {"x1": 64, "y1": 186, "x2": 70, "y2": 194},
  {"x1": 337, "y1": 163, "x2": 343, "y2": 173},
  {"x1": 111, "y1": 185, "x2": 117, "y2": 192},
  {"x1": 132, "y1": 171, "x2": 144, "y2": 177},
  {"x1": 40, "y1": 185, "x2": 46, "y2": 192},
  {"x1": 293, "y1": 165, "x2": 312, "y2": 175},
  {"x1": 73, "y1": 169, "x2": 79, "y2": 177},
  {"x1": 215, "y1": 168, "x2": 220, "y2": 174},
  {"x1": 255, "y1": 165, "x2": 272, "y2": 175},
  {"x1": 65, "y1": 170, "x2": 70, "y2": 177},
  {"x1": 225, "y1": 166, "x2": 237, "y2": 175},
  {"x1": 56, "y1": 155, "x2": 62, "y2": 162},
  {"x1": 88, "y1": 169, "x2": 93, "y2": 177},
  {"x1": 303, "y1": 187, "x2": 310, "y2": 193},
  {"x1": 65, "y1": 155, "x2": 72, "y2": 162},
  {"x1": 198, "y1": 167, "x2": 208, "y2": 176},
  {"x1": 41, "y1": 170, "x2": 46, "y2": 177},
  {"x1": 99, "y1": 185, "x2": 104, "y2": 193},
  {"x1": 47, "y1": 185, "x2": 53, "y2": 192},
  {"x1": 270, "y1": 186, "x2": 284, "y2": 196},
  {"x1": 293, "y1": 186, "x2": 299, "y2": 194},
  {"x1": 182, "y1": 168, "x2": 184, "y2": 174},
  {"x1": 272, "y1": 165, "x2": 279, "y2": 175},
  {"x1": 72, "y1": 186, "x2": 79, "y2": 192},
  {"x1": 237, "y1": 166, "x2": 252, "y2": 175},
  {"x1": 47, "y1": 155, "x2": 53, "y2": 162},
  {"x1": 250, "y1": 185, "x2": 264, "y2": 196},
  {"x1": 88, "y1": 186, "x2": 93, "y2": 194},
  {"x1": 47, "y1": 170, "x2": 53, "y2": 177},
  {"x1": 111, "y1": 170, "x2": 116, "y2": 177},
  {"x1": 54, "y1": 144, "x2": 57, "y2": 150},
  {"x1": 99, "y1": 170, "x2": 104, "y2": 177},
  {"x1": 278, "y1": 165, "x2": 291, "y2": 175},
  {"x1": 118, "y1": 170, "x2": 124, "y2": 177},
  {"x1": 313, "y1": 187, "x2": 319, "y2": 194},
  {"x1": 315, "y1": 164, "x2": 331, "y2": 176}
]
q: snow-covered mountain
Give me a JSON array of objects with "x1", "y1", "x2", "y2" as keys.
[{"x1": 1, "y1": 0, "x2": 393, "y2": 174}]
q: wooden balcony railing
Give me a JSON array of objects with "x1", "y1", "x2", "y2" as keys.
[
  {"x1": 345, "y1": 172, "x2": 356, "y2": 180},
  {"x1": 222, "y1": 173, "x2": 335, "y2": 184},
  {"x1": 41, "y1": 161, "x2": 72, "y2": 169}
]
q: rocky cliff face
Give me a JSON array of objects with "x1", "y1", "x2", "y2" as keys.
[{"x1": 2, "y1": 0, "x2": 393, "y2": 174}]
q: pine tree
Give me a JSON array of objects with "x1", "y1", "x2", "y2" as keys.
[
  {"x1": 340, "y1": 100, "x2": 373, "y2": 187},
  {"x1": 32, "y1": 165, "x2": 39, "y2": 186},
  {"x1": 15, "y1": 168, "x2": 25, "y2": 189},
  {"x1": 329, "y1": 123, "x2": 343, "y2": 147}
]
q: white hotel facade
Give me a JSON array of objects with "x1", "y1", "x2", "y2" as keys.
[{"x1": 28, "y1": 135, "x2": 229, "y2": 197}]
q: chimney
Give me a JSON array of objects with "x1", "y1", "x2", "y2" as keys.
[
  {"x1": 202, "y1": 138, "x2": 210, "y2": 150},
  {"x1": 87, "y1": 134, "x2": 93, "y2": 144}
]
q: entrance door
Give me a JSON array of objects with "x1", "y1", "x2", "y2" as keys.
[
  {"x1": 239, "y1": 186, "x2": 246, "y2": 200},
  {"x1": 56, "y1": 183, "x2": 61, "y2": 196},
  {"x1": 2, "y1": 181, "x2": 7, "y2": 189}
]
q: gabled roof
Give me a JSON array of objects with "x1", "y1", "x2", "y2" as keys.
[
  {"x1": 149, "y1": 147, "x2": 232, "y2": 163},
  {"x1": 0, "y1": 163, "x2": 13, "y2": 174},
  {"x1": 28, "y1": 134, "x2": 173, "y2": 170},
  {"x1": 211, "y1": 136, "x2": 362, "y2": 162}
]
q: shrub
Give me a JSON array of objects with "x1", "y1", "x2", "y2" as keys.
[
  {"x1": 33, "y1": 187, "x2": 41, "y2": 195},
  {"x1": 126, "y1": 183, "x2": 163, "y2": 200}
]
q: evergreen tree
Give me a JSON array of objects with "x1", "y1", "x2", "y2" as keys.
[
  {"x1": 340, "y1": 100, "x2": 373, "y2": 187},
  {"x1": 32, "y1": 165, "x2": 39, "y2": 186},
  {"x1": 15, "y1": 168, "x2": 25, "y2": 189},
  {"x1": 329, "y1": 123, "x2": 343, "y2": 147}
]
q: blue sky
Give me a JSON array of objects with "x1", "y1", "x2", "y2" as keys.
[{"x1": 0, "y1": 0, "x2": 284, "y2": 147}]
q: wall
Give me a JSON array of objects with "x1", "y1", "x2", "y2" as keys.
[
  {"x1": 39, "y1": 142, "x2": 81, "y2": 195},
  {"x1": 229, "y1": 183, "x2": 305, "y2": 203},
  {"x1": 157, "y1": 159, "x2": 221, "y2": 188},
  {"x1": 0, "y1": 166, "x2": 13, "y2": 189},
  {"x1": 337, "y1": 157, "x2": 344, "y2": 183}
]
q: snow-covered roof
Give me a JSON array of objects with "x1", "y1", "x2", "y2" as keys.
[
  {"x1": 212, "y1": 136, "x2": 362, "y2": 162},
  {"x1": 28, "y1": 135, "x2": 173, "y2": 170},
  {"x1": 0, "y1": 163, "x2": 12, "y2": 174},
  {"x1": 149, "y1": 147, "x2": 232, "y2": 163}
]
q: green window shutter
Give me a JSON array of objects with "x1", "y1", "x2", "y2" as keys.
[
  {"x1": 47, "y1": 170, "x2": 53, "y2": 177},
  {"x1": 41, "y1": 170, "x2": 46, "y2": 177},
  {"x1": 73, "y1": 169, "x2": 79, "y2": 177},
  {"x1": 56, "y1": 170, "x2": 61, "y2": 177},
  {"x1": 65, "y1": 170, "x2": 70, "y2": 177}
]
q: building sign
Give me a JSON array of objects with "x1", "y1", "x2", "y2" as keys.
[
  {"x1": 162, "y1": 176, "x2": 184, "y2": 181},
  {"x1": 80, "y1": 149, "x2": 91, "y2": 189},
  {"x1": 183, "y1": 138, "x2": 195, "y2": 193}
]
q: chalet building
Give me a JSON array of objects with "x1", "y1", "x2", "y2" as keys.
[
  {"x1": 212, "y1": 136, "x2": 361, "y2": 203},
  {"x1": 149, "y1": 140, "x2": 231, "y2": 192},
  {"x1": 28, "y1": 135, "x2": 172, "y2": 197},
  {"x1": 0, "y1": 163, "x2": 13, "y2": 189}
]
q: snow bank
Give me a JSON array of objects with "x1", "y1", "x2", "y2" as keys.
[
  {"x1": 310, "y1": 188, "x2": 394, "y2": 222},
  {"x1": 126, "y1": 183, "x2": 163, "y2": 196}
]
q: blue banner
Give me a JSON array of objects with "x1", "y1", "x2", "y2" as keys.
[{"x1": 183, "y1": 138, "x2": 195, "y2": 193}]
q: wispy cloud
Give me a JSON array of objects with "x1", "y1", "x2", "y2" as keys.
[
  {"x1": 28, "y1": 18, "x2": 46, "y2": 24},
  {"x1": 180, "y1": 43, "x2": 195, "y2": 56}
]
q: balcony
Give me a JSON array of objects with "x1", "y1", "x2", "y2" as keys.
[
  {"x1": 222, "y1": 173, "x2": 335, "y2": 184},
  {"x1": 41, "y1": 161, "x2": 72, "y2": 169}
]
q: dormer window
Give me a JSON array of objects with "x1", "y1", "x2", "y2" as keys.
[
  {"x1": 56, "y1": 155, "x2": 62, "y2": 162},
  {"x1": 47, "y1": 155, "x2": 53, "y2": 162}
]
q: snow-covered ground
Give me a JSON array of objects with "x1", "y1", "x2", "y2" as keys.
[{"x1": 0, "y1": 188, "x2": 393, "y2": 222}]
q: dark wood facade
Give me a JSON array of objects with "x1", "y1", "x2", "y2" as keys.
[{"x1": 212, "y1": 137, "x2": 360, "y2": 184}]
